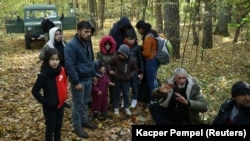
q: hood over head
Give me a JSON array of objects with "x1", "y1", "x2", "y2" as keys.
[{"x1": 99, "y1": 35, "x2": 116, "y2": 55}]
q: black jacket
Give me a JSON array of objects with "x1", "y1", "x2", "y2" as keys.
[
  {"x1": 32, "y1": 65, "x2": 61, "y2": 108},
  {"x1": 212, "y1": 99, "x2": 250, "y2": 125}
]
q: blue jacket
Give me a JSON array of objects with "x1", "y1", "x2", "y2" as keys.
[{"x1": 64, "y1": 34, "x2": 95, "y2": 85}]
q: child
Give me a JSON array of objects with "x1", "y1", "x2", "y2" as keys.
[
  {"x1": 91, "y1": 60, "x2": 114, "y2": 120},
  {"x1": 124, "y1": 28, "x2": 144, "y2": 108},
  {"x1": 32, "y1": 48, "x2": 67, "y2": 141},
  {"x1": 39, "y1": 27, "x2": 67, "y2": 67},
  {"x1": 96, "y1": 35, "x2": 116, "y2": 106},
  {"x1": 106, "y1": 44, "x2": 137, "y2": 116}
]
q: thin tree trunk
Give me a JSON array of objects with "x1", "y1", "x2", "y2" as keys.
[
  {"x1": 164, "y1": 0, "x2": 180, "y2": 59},
  {"x1": 202, "y1": 0, "x2": 213, "y2": 49}
]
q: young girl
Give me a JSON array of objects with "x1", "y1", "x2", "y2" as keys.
[
  {"x1": 96, "y1": 35, "x2": 116, "y2": 106},
  {"x1": 32, "y1": 48, "x2": 67, "y2": 141},
  {"x1": 91, "y1": 60, "x2": 114, "y2": 120}
]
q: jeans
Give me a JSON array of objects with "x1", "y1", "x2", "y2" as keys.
[
  {"x1": 113, "y1": 80, "x2": 130, "y2": 108},
  {"x1": 145, "y1": 57, "x2": 159, "y2": 101},
  {"x1": 71, "y1": 79, "x2": 92, "y2": 130},
  {"x1": 130, "y1": 71, "x2": 139, "y2": 100}
]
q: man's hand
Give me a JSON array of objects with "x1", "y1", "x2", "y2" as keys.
[
  {"x1": 75, "y1": 83, "x2": 83, "y2": 91},
  {"x1": 158, "y1": 83, "x2": 174, "y2": 94},
  {"x1": 175, "y1": 92, "x2": 189, "y2": 105}
]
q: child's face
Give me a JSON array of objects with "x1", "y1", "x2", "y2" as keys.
[
  {"x1": 126, "y1": 37, "x2": 135, "y2": 46},
  {"x1": 105, "y1": 43, "x2": 111, "y2": 51},
  {"x1": 100, "y1": 66, "x2": 105, "y2": 73},
  {"x1": 54, "y1": 30, "x2": 62, "y2": 42},
  {"x1": 118, "y1": 53, "x2": 125, "y2": 59},
  {"x1": 49, "y1": 54, "x2": 60, "y2": 69}
]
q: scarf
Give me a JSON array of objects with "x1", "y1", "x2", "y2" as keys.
[{"x1": 56, "y1": 67, "x2": 67, "y2": 108}]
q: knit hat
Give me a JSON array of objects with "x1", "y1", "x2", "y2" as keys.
[
  {"x1": 117, "y1": 44, "x2": 130, "y2": 59},
  {"x1": 231, "y1": 81, "x2": 250, "y2": 97},
  {"x1": 93, "y1": 60, "x2": 104, "y2": 76}
]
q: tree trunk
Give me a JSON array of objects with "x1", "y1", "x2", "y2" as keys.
[
  {"x1": 142, "y1": 0, "x2": 148, "y2": 20},
  {"x1": 164, "y1": 0, "x2": 180, "y2": 59},
  {"x1": 202, "y1": 0, "x2": 213, "y2": 49},
  {"x1": 98, "y1": 0, "x2": 105, "y2": 30},
  {"x1": 191, "y1": 0, "x2": 201, "y2": 45},
  {"x1": 155, "y1": 0, "x2": 163, "y2": 32},
  {"x1": 89, "y1": 0, "x2": 97, "y2": 30},
  {"x1": 213, "y1": 3, "x2": 232, "y2": 36}
]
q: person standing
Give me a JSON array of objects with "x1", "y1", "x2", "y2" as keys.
[
  {"x1": 91, "y1": 60, "x2": 114, "y2": 120},
  {"x1": 32, "y1": 48, "x2": 67, "y2": 141},
  {"x1": 135, "y1": 20, "x2": 160, "y2": 106},
  {"x1": 109, "y1": 16, "x2": 135, "y2": 51},
  {"x1": 41, "y1": 14, "x2": 55, "y2": 42},
  {"x1": 149, "y1": 68, "x2": 208, "y2": 125},
  {"x1": 64, "y1": 20, "x2": 97, "y2": 138},
  {"x1": 96, "y1": 35, "x2": 117, "y2": 107},
  {"x1": 39, "y1": 27, "x2": 66, "y2": 67},
  {"x1": 212, "y1": 81, "x2": 250, "y2": 125},
  {"x1": 124, "y1": 29, "x2": 144, "y2": 108},
  {"x1": 106, "y1": 44, "x2": 137, "y2": 116}
]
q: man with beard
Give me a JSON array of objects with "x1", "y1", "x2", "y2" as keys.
[
  {"x1": 149, "y1": 68, "x2": 208, "y2": 125},
  {"x1": 64, "y1": 21, "x2": 97, "y2": 138},
  {"x1": 212, "y1": 81, "x2": 250, "y2": 125}
]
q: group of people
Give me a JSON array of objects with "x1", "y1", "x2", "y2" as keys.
[{"x1": 31, "y1": 16, "x2": 250, "y2": 140}]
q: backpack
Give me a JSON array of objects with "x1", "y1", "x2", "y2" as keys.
[{"x1": 154, "y1": 36, "x2": 173, "y2": 65}]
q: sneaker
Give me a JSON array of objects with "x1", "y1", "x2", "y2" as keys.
[
  {"x1": 73, "y1": 128, "x2": 89, "y2": 138},
  {"x1": 130, "y1": 99, "x2": 137, "y2": 108},
  {"x1": 114, "y1": 108, "x2": 119, "y2": 115},
  {"x1": 125, "y1": 108, "x2": 131, "y2": 116},
  {"x1": 121, "y1": 100, "x2": 124, "y2": 108}
]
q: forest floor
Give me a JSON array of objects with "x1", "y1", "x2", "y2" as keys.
[{"x1": 0, "y1": 27, "x2": 250, "y2": 140}]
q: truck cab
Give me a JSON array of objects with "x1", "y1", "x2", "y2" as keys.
[{"x1": 5, "y1": 4, "x2": 76, "y2": 49}]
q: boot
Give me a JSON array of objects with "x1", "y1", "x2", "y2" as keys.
[
  {"x1": 73, "y1": 128, "x2": 89, "y2": 138},
  {"x1": 101, "y1": 111, "x2": 113, "y2": 119},
  {"x1": 92, "y1": 111, "x2": 98, "y2": 119},
  {"x1": 130, "y1": 99, "x2": 137, "y2": 108}
]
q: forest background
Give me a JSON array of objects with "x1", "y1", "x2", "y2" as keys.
[{"x1": 0, "y1": 0, "x2": 250, "y2": 140}]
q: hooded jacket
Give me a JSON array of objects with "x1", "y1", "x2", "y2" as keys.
[
  {"x1": 109, "y1": 16, "x2": 135, "y2": 50},
  {"x1": 106, "y1": 44, "x2": 137, "y2": 81},
  {"x1": 39, "y1": 27, "x2": 66, "y2": 63},
  {"x1": 96, "y1": 35, "x2": 116, "y2": 65},
  {"x1": 152, "y1": 75, "x2": 208, "y2": 124}
]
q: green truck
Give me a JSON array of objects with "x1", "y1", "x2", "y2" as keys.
[{"x1": 5, "y1": 4, "x2": 77, "y2": 49}]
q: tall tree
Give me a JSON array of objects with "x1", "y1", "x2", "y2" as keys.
[
  {"x1": 89, "y1": 0, "x2": 97, "y2": 29},
  {"x1": 164, "y1": 0, "x2": 181, "y2": 59},
  {"x1": 202, "y1": 0, "x2": 213, "y2": 49},
  {"x1": 155, "y1": 0, "x2": 163, "y2": 32},
  {"x1": 98, "y1": 0, "x2": 105, "y2": 30},
  {"x1": 213, "y1": 0, "x2": 232, "y2": 36}
]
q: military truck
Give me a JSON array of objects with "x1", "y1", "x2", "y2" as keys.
[{"x1": 5, "y1": 4, "x2": 77, "y2": 49}]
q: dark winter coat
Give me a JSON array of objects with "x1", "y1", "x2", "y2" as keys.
[
  {"x1": 64, "y1": 34, "x2": 95, "y2": 85},
  {"x1": 106, "y1": 45, "x2": 137, "y2": 81},
  {"x1": 32, "y1": 65, "x2": 66, "y2": 108},
  {"x1": 212, "y1": 99, "x2": 250, "y2": 125},
  {"x1": 109, "y1": 16, "x2": 135, "y2": 50},
  {"x1": 96, "y1": 35, "x2": 117, "y2": 66}
]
